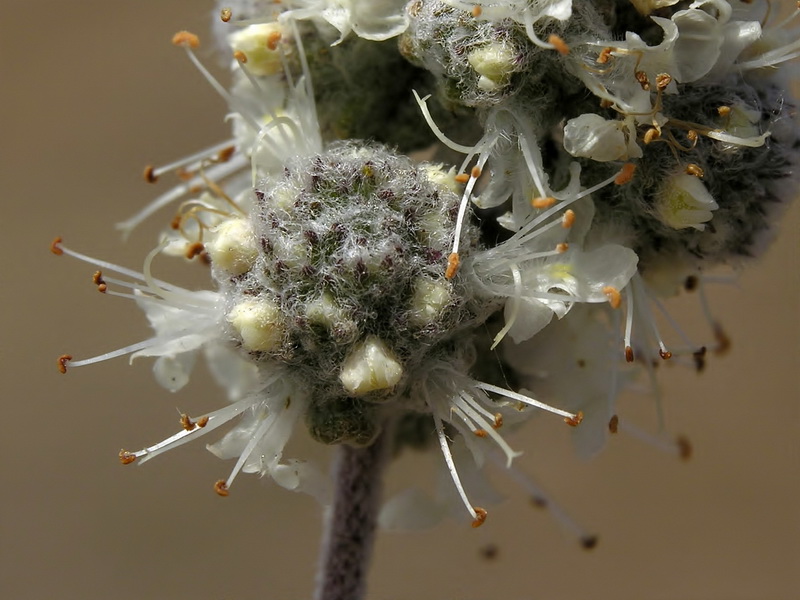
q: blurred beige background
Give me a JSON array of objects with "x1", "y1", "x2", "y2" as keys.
[{"x1": 2, "y1": 1, "x2": 798, "y2": 599}]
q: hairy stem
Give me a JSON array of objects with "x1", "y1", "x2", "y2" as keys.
[{"x1": 313, "y1": 429, "x2": 390, "y2": 600}]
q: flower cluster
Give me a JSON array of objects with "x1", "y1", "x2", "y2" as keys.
[{"x1": 55, "y1": 0, "x2": 798, "y2": 532}]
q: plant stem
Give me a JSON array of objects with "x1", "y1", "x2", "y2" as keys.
[{"x1": 313, "y1": 429, "x2": 390, "y2": 600}]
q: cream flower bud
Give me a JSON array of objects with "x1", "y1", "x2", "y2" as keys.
[
  {"x1": 409, "y1": 277, "x2": 452, "y2": 326},
  {"x1": 656, "y1": 173, "x2": 719, "y2": 231},
  {"x1": 423, "y1": 164, "x2": 461, "y2": 195},
  {"x1": 227, "y1": 298, "x2": 284, "y2": 352},
  {"x1": 306, "y1": 292, "x2": 345, "y2": 327},
  {"x1": 339, "y1": 336, "x2": 403, "y2": 396},
  {"x1": 563, "y1": 114, "x2": 642, "y2": 162},
  {"x1": 206, "y1": 219, "x2": 258, "y2": 275},
  {"x1": 229, "y1": 23, "x2": 285, "y2": 77},
  {"x1": 468, "y1": 42, "x2": 517, "y2": 92}
]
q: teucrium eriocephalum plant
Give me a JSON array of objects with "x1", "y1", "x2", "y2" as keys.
[{"x1": 54, "y1": 1, "x2": 799, "y2": 598}]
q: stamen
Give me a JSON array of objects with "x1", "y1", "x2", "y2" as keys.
[
  {"x1": 624, "y1": 288, "x2": 634, "y2": 362},
  {"x1": 233, "y1": 50, "x2": 247, "y2": 63},
  {"x1": 432, "y1": 412, "x2": 479, "y2": 523},
  {"x1": 412, "y1": 91, "x2": 477, "y2": 154},
  {"x1": 214, "y1": 480, "x2": 230, "y2": 496},
  {"x1": 50, "y1": 237, "x2": 64, "y2": 255},
  {"x1": 490, "y1": 264, "x2": 522, "y2": 349},
  {"x1": 471, "y1": 507, "x2": 488, "y2": 528},
  {"x1": 643, "y1": 128, "x2": 660, "y2": 144},
  {"x1": 92, "y1": 271, "x2": 107, "y2": 293},
  {"x1": 564, "y1": 412, "x2": 584, "y2": 427},
  {"x1": 475, "y1": 382, "x2": 580, "y2": 421}
]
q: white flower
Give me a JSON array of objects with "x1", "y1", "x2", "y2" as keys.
[
  {"x1": 655, "y1": 172, "x2": 719, "y2": 231},
  {"x1": 282, "y1": 0, "x2": 409, "y2": 43},
  {"x1": 563, "y1": 114, "x2": 643, "y2": 162}
]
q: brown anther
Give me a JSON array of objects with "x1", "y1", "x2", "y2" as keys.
[
  {"x1": 196, "y1": 416, "x2": 209, "y2": 428},
  {"x1": 676, "y1": 435, "x2": 692, "y2": 461},
  {"x1": 119, "y1": 450, "x2": 137, "y2": 465},
  {"x1": 471, "y1": 507, "x2": 488, "y2": 528},
  {"x1": 531, "y1": 196, "x2": 556, "y2": 209},
  {"x1": 474, "y1": 429, "x2": 488, "y2": 438},
  {"x1": 266, "y1": 30, "x2": 282, "y2": 51},
  {"x1": 685, "y1": 163, "x2": 704, "y2": 178},
  {"x1": 220, "y1": 7, "x2": 232, "y2": 22},
  {"x1": 643, "y1": 128, "x2": 661, "y2": 144},
  {"x1": 143, "y1": 164, "x2": 158, "y2": 183},
  {"x1": 493, "y1": 413, "x2": 503, "y2": 429},
  {"x1": 659, "y1": 349, "x2": 672, "y2": 360},
  {"x1": 57, "y1": 354, "x2": 72, "y2": 374},
  {"x1": 214, "y1": 480, "x2": 230, "y2": 496},
  {"x1": 608, "y1": 415, "x2": 619, "y2": 434},
  {"x1": 470, "y1": 165, "x2": 482, "y2": 179},
  {"x1": 233, "y1": 50, "x2": 247, "y2": 63},
  {"x1": 713, "y1": 322, "x2": 731, "y2": 356},
  {"x1": 581, "y1": 535, "x2": 599, "y2": 550},
  {"x1": 178, "y1": 168, "x2": 196, "y2": 182},
  {"x1": 625, "y1": 345, "x2": 634, "y2": 363},
  {"x1": 597, "y1": 47, "x2": 614, "y2": 64},
  {"x1": 454, "y1": 172, "x2": 470, "y2": 184},
  {"x1": 471, "y1": 5, "x2": 482, "y2": 17},
  {"x1": 602, "y1": 285, "x2": 621, "y2": 309},
  {"x1": 635, "y1": 70, "x2": 650, "y2": 91},
  {"x1": 170, "y1": 214, "x2": 182, "y2": 230},
  {"x1": 445, "y1": 252, "x2": 460, "y2": 279},
  {"x1": 556, "y1": 242, "x2": 569, "y2": 253},
  {"x1": 548, "y1": 34, "x2": 569, "y2": 55},
  {"x1": 199, "y1": 251, "x2": 212, "y2": 266},
  {"x1": 717, "y1": 105, "x2": 731, "y2": 118},
  {"x1": 655, "y1": 73, "x2": 672, "y2": 91},
  {"x1": 185, "y1": 242, "x2": 205, "y2": 260},
  {"x1": 92, "y1": 270, "x2": 105, "y2": 286},
  {"x1": 216, "y1": 146, "x2": 236, "y2": 163},
  {"x1": 599, "y1": 99, "x2": 613, "y2": 109},
  {"x1": 693, "y1": 346, "x2": 707, "y2": 373},
  {"x1": 531, "y1": 495, "x2": 548, "y2": 509},
  {"x1": 172, "y1": 31, "x2": 200, "y2": 49},
  {"x1": 561, "y1": 209, "x2": 576, "y2": 228},
  {"x1": 50, "y1": 237, "x2": 64, "y2": 255},
  {"x1": 180, "y1": 413, "x2": 196, "y2": 431},
  {"x1": 684, "y1": 275, "x2": 698, "y2": 291},
  {"x1": 615, "y1": 163, "x2": 636, "y2": 185},
  {"x1": 687, "y1": 130, "x2": 699, "y2": 143},
  {"x1": 564, "y1": 411, "x2": 584, "y2": 427}
]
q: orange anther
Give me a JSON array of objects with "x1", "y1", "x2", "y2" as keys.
[
  {"x1": 687, "y1": 130, "x2": 699, "y2": 143},
  {"x1": 471, "y1": 5, "x2": 482, "y2": 17},
  {"x1": 659, "y1": 349, "x2": 672, "y2": 360},
  {"x1": 471, "y1": 165, "x2": 482, "y2": 179},
  {"x1": 556, "y1": 243, "x2": 569, "y2": 253},
  {"x1": 493, "y1": 413, "x2": 503, "y2": 428},
  {"x1": 717, "y1": 105, "x2": 731, "y2": 118},
  {"x1": 172, "y1": 31, "x2": 200, "y2": 49},
  {"x1": 186, "y1": 242, "x2": 205, "y2": 260},
  {"x1": 548, "y1": 34, "x2": 569, "y2": 55},
  {"x1": 220, "y1": 7, "x2": 232, "y2": 22},
  {"x1": 445, "y1": 252, "x2": 460, "y2": 279},
  {"x1": 216, "y1": 146, "x2": 236, "y2": 163},
  {"x1": 615, "y1": 163, "x2": 636, "y2": 185},
  {"x1": 214, "y1": 480, "x2": 230, "y2": 496},
  {"x1": 635, "y1": 70, "x2": 650, "y2": 91},
  {"x1": 474, "y1": 429, "x2": 488, "y2": 438},
  {"x1": 57, "y1": 354, "x2": 72, "y2": 374},
  {"x1": 625, "y1": 345, "x2": 634, "y2": 363},
  {"x1": 685, "y1": 163, "x2": 704, "y2": 178},
  {"x1": 471, "y1": 507, "x2": 488, "y2": 528},
  {"x1": 266, "y1": 30, "x2": 282, "y2": 51},
  {"x1": 50, "y1": 237, "x2": 64, "y2": 255},
  {"x1": 234, "y1": 50, "x2": 247, "y2": 63},
  {"x1": 454, "y1": 173, "x2": 470, "y2": 184},
  {"x1": 643, "y1": 128, "x2": 660, "y2": 144},
  {"x1": 597, "y1": 47, "x2": 613, "y2": 64},
  {"x1": 180, "y1": 413, "x2": 195, "y2": 431},
  {"x1": 531, "y1": 196, "x2": 556, "y2": 209},
  {"x1": 196, "y1": 416, "x2": 209, "y2": 428},
  {"x1": 561, "y1": 209, "x2": 576, "y2": 228},
  {"x1": 655, "y1": 73, "x2": 672, "y2": 91},
  {"x1": 608, "y1": 415, "x2": 619, "y2": 434},
  {"x1": 602, "y1": 285, "x2": 621, "y2": 309},
  {"x1": 565, "y1": 411, "x2": 583, "y2": 427},
  {"x1": 119, "y1": 450, "x2": 137, "y2": 465}
]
